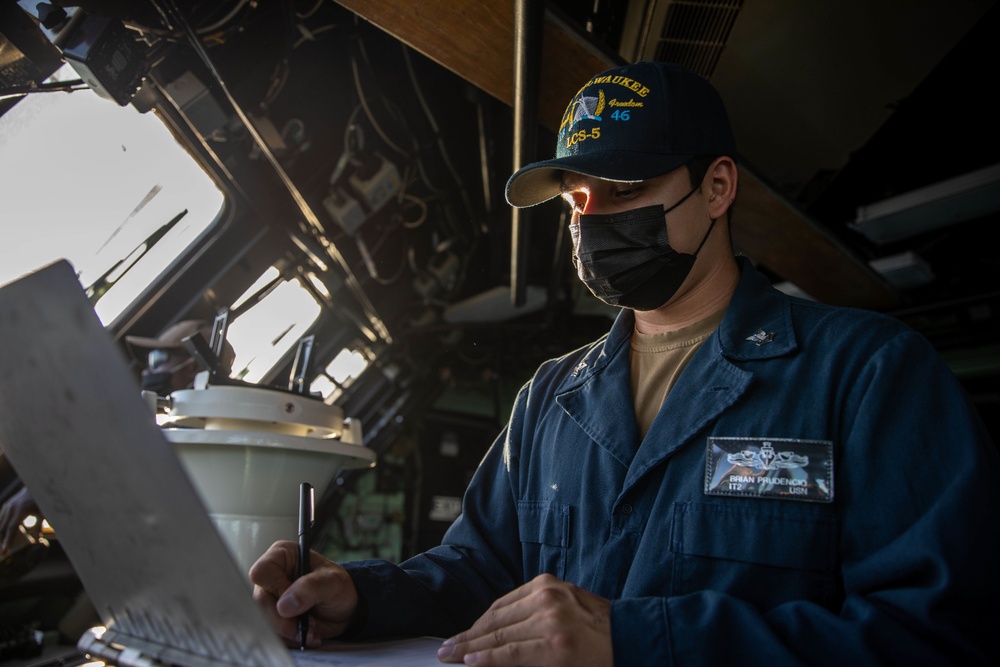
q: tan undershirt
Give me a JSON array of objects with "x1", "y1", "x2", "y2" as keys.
[{"x1": 630, "y1": 309, "x2": 725, "y2": 440}]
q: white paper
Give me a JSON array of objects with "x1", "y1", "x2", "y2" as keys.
[{"x1": 291, "y1": 637, "x2": 444, "y2": 666}]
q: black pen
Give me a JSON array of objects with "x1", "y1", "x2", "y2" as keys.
[{"x1": 298, "y1": 482, "x2": 314, "y2": 651}]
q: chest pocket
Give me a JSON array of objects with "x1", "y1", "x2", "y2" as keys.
[
  {"x1": 670, "y1": 501, "x2": 839, "y2": 611},
  {"x1": 517, "y1": 500, "x2": 570, "y2": 580}
]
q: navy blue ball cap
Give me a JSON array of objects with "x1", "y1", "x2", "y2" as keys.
[{"x1": 505, "y1": 61, "x2": 737, "y2": 208}]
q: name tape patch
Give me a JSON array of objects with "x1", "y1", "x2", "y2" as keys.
[{"x1": 705, "y1": 437, "x2": 833, "y2": 503}]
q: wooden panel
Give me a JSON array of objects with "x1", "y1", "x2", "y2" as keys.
[
  {"x1": 333, "y1": 0, "x2": 608, "y2": 126},
  {"x1": 334, "y1": 0, "x2": 902, "y2": 311},
  {"x1": 734, "y1": 170, "x2": 900, "y2": 308}
]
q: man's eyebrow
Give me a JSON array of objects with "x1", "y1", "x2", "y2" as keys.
[{"x1": 559, "y1": 174, "x2": 584, "y2": 193}]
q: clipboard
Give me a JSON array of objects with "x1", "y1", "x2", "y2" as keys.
[{"x1": 0, "y1": 261, "x2": 441, "y2": 667}]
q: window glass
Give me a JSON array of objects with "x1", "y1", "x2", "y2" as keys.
[
  {"x1": 310, "y1": 347, "x2": 370, "y2": 401},
  {"x1": 0, "y1": 65, "x2": 224, "y2": 324},
  {"x1": 227, "y1": 270, "x2": 323, "y2": 384},
  {"x1": 328, "y1": 348, "x2": 369, "y2": 384},
  {"x1": 310, "y1": 374, "x2": 340, "y2": 403}
]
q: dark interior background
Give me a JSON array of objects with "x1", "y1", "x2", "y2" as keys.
[{"x1": 3, "y1": 0, "x2": 998, "y2": 557}]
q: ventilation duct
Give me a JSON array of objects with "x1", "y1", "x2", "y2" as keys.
[{"x1": 619, "y1": 0, "x2": 744, "y2": 78}]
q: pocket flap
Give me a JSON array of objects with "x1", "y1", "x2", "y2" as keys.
[{"x1": 517, "y1": 500, "x2": 570, "y2": 548}]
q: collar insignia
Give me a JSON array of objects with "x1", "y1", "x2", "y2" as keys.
[{"x1": 746, "y1": 329, "x2": 775, "y2": 346}]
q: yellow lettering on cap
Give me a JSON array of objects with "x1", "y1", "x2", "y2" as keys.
[
  {"x1": 590, "y1": 75, "x2": 652, "y2": 97},
  {"x1": 609, "y1": 98, "x2": 644, "y2": 107}
]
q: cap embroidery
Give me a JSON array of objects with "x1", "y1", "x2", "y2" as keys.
[
  {"x1": 575, "y1": 90, "x2": 605, "y2": 123},
  {"x1": 587, "y1": 74, "x2": 651, "y2": 97}
]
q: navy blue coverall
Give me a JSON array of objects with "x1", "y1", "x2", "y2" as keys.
[{"x1": 343, "y1": 257, "x2": 1000, "y2": 666}]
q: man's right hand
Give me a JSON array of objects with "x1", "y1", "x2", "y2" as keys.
[{"x1": 249, "y1": 540, "x2": 360, "y2": 647}]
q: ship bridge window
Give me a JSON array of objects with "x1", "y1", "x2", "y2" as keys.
[
  {"x1": 0, "y1": 64, "x2": 224, "y2": 325},
  {"x1": 310, "y1": 347, "x2": 370, "y2": 403},
  {"x1": 227, "y1": 266, "x2": 322, "y2": 385}
]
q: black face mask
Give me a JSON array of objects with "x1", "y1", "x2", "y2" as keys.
[{"x1": 570, "y1": 185, "x2": 718, "y2": 311}]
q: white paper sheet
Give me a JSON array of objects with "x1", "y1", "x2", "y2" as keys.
[{"x1": 291, "y1": 637, "x2": 444, "y2": 666}]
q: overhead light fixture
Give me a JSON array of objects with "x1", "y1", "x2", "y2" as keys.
[
  {"x1": 868, "y1": 251, "x2": 935, "y2": 290},
  {"x1": 851, "y1": 162, "x2": 1000, "y2": 244},
  {"x1": 775, "y1": 249, "x2": 934, "y2": 298}
]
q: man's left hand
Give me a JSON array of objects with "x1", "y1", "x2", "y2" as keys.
[{"x1": 437, "y1": 573, "x2": 612, "y2": 666}]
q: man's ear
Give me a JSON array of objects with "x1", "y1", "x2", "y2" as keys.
[{"x1": 706, "y1": 156, "x2": 738, "y2": 219}]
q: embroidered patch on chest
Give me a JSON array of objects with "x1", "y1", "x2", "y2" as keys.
[{"x1": 704, "y1": 437, "x2": 833, "y2": 503}]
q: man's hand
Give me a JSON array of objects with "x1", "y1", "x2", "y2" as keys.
[
  {"x1": 437, "y1": 573, "x2": 612, "y2": 667},
  {"x1": 249, "y1": 540, "x2": 360, "y2": 647}
]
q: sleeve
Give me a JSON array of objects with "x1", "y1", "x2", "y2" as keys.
[
  {"x1": 612, "y1": 329, "x2": 1000, "y2": 666},
  {"x1": 340, "y1": 382, "x2": 533, "y2": 640}
]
